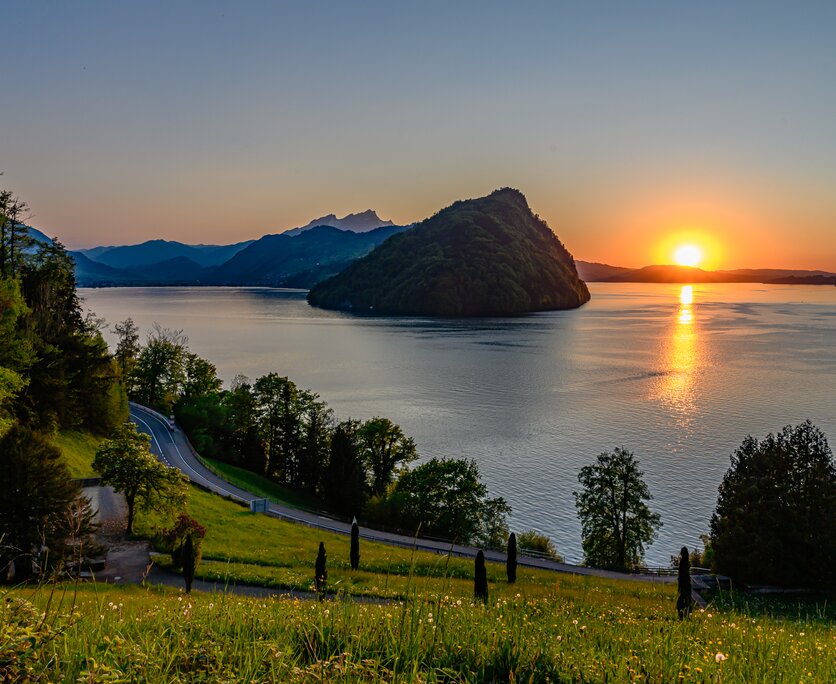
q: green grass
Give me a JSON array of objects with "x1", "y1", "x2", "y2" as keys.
[
  {"x1": 53, "y1": 430, "x2": 103, "y2": 478},
  {"x1": 136, "y1": 484, "x2": 599, "y2": 600},
  {"x1": 201, "y1": 456, "x2": 323, "y2": 511},
  {"x1": 4, "y1": 580, "x2": 833, "y2": 682}
]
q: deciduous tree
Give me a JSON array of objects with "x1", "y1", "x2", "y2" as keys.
[
  {"x1": 574, "y1": 447, "x2": 662, "y2": 572},
  {"x1": 93, "y1": 422, "x2": 187, "y2": 534}
]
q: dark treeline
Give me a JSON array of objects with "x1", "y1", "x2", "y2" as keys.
[
  {"x1": 117, "y1": 322, "x2": 509, "y2": 547},
  {"x1": 1, "y1": 188, "x2": 128, "y2": 581}
]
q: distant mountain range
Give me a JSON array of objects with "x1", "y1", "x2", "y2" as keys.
[
  {"x1": 282, "y1": 210, "x2": 395, "y2": 236},
  {"x1": 24, "y1": 209, "x2": 836, "y2": 292},
  {"x1": 574, "y1": 262, "x2": 836, "y2": 284},
  {"x1": 23, "y1": 210, "x2": 403, "y2": 288}
]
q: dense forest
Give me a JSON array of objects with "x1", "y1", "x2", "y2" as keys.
[
  {"x1": 1, "y1": 188, "x2": 128, "y2": 580},
  {"x1": 308, "y1": 188, "x2": 591, "y2": 316}
]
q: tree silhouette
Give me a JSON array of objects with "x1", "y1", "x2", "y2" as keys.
[
  {"x1": 676, "y1": 546, "x2": 692, "y2": 619},
  {"x1": 474, "y1": 550, "x2": 488, "y2": 603},
  {"x1": 315, "y1": 542, "x2": 327, "y2": 601},
  {"x1": 506, "y1": 532, "x2": 517, "y2": 584},
  {"x1": 350, "y1": 521, "x2": 360, "y2": 570}
]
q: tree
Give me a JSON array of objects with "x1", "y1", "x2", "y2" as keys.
[
  {"x1": 0, "y1": 191, "x2": 31, "y2": 277},
  {"x1": 0, "y1": 424, "x2": 95, "y2": 581},
  {"x1": 113, "y1": 318, "x2": 140, "y2": 392},
  {"x1": 253, "y1": 373, "x2": 301, "y2": 481},
  {"x1": 315, "y1": 542, "x2": 327, "y2": 600},
  {"x1": 376, "y1": 457, "x2": 510, "y2": 545},
  {"x1": 93, "y1": 422, "x2": 188, "y2": 534},
  {"x1": 710, "y1": 421, "x2": 836, "y2": 587},
  {"x1": 296, "y1": 390, "x2": 332, "y2": 495},
  {"x1": 359, "y1": 417, "x2": 417, "y2": 495},
  {"x1": 506, "y1": 532, "x2": 517, "y2": 584},
  {"x1": 321, "y1": 420, "x2": 367, "y2": 516},
  {"x1": 676, "y1": 546, "x2": 692, "y2": 619},
  {"x1": 181, "y1": 352, "x2": 222, "y2": 400},
  {"x1": 182, "y1": 534, "x2": 196, "y2": 594},
  {"x1": 516, "y1": 530, "x2": 563, "y2": 562},
  {"x1": 350, "y1": 521, "x2": 360, "y2": 570},
  {"x1": 574, "y1": 448, "x2": 662, "y2": 572},
  {"x1": 130, "y1": 325, "x2": 188, "y2": 412},
  {"x1": 474, "y1": 550, "x2": 488, "y2": 603},
  {"x1": 225, "y1": 376, "x2": 264, "y2": 471}
]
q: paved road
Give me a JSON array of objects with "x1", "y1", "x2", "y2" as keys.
[{"x1": 130, "y1": 402, "x2": 673, "y2": 585}]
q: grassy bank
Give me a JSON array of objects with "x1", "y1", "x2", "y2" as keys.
[
  {"x1": 136, "y1": 484, "x2": 619, "y2": 601},
  {"x1": 54, "y1": 430, "x2": 104, "y2": 478},
  {"x1": 4, "y1": 582, "x2": 833, "y2": 682},
  {"x1": 201, "y1": 456, "x2": 322, "y2": 511}
]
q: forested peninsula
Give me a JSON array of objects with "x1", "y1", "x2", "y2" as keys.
[{"x1": 307, "y1": 188, "x2": 591, "y2": 316}]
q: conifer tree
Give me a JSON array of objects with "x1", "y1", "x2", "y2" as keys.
[
  {"x1": 315, "y1": 542, "x2": 327, "y2": 600},
  {"x1": 676, "y1": 546, "x2": 692, "y2": 619},
  {"x1": 506, "y1": 532, "x2": 517, "y2": 584},
  {"x1": 350, "y1": 521, "x2": 360, "y2": 570},
  {"x1": 474, "y1": 550, "x2": 488, "y2": 603}
]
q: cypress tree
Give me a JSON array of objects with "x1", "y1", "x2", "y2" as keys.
[
  {"x1": 474, "y1": 550, "x2": 488, "y2": 604},
  {"x1": 315, "y1": 542, "x2": 327, "y2": 601},
  {"x1": 350, "y1": 521, "x2": 360, "y2": 570},
  {"x1": 506, "y1": 532, "x2": 517, "y2": 584},
  {"x1": 676, "y1": 546, "x2": 692, "y2": 620},
  {"x1": 183, "y1": 533, "x2": 196, "y2": 594}
]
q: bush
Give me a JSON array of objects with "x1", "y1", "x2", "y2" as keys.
[{"x1": 516, "y1": 530, "x2": 563, "y2": 562}]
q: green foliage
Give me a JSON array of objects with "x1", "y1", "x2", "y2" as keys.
[
  {"x1": 574, "y1": 447, "x2": 662, "y2": 572},
  {"x1": 113, "y1": 317, "x2": 140, "y2": 393},
  {"x1": 129, "y1": 325, "x2": 189, "y2": 412},
  {"x1": 710, "y1": 420, "x2": 836, "y2": 587},
  {"x1": 367, "y1": 457, "x2": 510, "y2": 546},
  {"x1": 93, "y1": 422, "x2": 188, "y2": 534},
  {"x1": 321, "y1": 420, "x2": 367, "y2": 516},
  {"x1": 308, "y1": 188, "x2": 591, "y2": 316},
  {"x1": 516, "y1": 530, "x2": 563, "y2": 562},
  {"x1": 0, "y1": 424, "x2": 94, "y2": 582},
  {"x1": 359, "y1": 417, "x2": 417, "y2": 495}
]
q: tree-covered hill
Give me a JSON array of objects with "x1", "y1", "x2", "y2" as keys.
[{"x1": 307, "y1": 188, "x2": 591, "y2": 316}]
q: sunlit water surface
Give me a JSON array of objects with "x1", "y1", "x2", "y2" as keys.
[{"x1": 81, "y1": 283, "x2": 836, "y2": 564}]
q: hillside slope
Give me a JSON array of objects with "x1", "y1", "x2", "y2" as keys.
[
  {"x1": 211, "y1": 224, "x2": 407, "y2": 286},
  {"x1": 308, "y1": 188, "x2": 590, "y2": 316}
]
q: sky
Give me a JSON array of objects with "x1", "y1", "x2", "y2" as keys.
[{"x1": 2, "y1": 1, "x2": 836, "y2": 270}]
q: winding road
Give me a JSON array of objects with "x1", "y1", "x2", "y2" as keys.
[{"x1": 130, "y1": 402, "x2": 674, "y2": 585}]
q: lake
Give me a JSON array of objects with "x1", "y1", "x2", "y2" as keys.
[{"x1": 80, "y1": 283, "x2": 836, "y2": 565}]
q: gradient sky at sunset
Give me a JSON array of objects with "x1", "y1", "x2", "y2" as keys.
[{"x1": 3, "y1": 1, "x2": 836, "y2": 270}]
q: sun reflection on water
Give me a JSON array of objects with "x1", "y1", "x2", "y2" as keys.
[{"x1": 655, "y1": 285, "x2": 701, "y2": 432}]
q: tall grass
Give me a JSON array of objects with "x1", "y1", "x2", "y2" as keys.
[{"x1": 3, "y1": 582, "x2": 833, "y2": 682}]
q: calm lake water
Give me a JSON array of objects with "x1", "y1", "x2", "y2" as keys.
[{"x1": 81, "y1": 283, "x2": 836, "y2": 564}]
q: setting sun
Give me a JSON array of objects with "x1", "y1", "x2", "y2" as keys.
[{"x1": 674, "y1": 244, "x2": 703, "y2": 267}]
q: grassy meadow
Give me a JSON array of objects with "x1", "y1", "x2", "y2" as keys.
[
  {"x1": 10, "y1": 429, "x2": 827, "y2": 681},
  {"x1": 4, "y1": 579, "x2": 833, "y2": 682}
]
